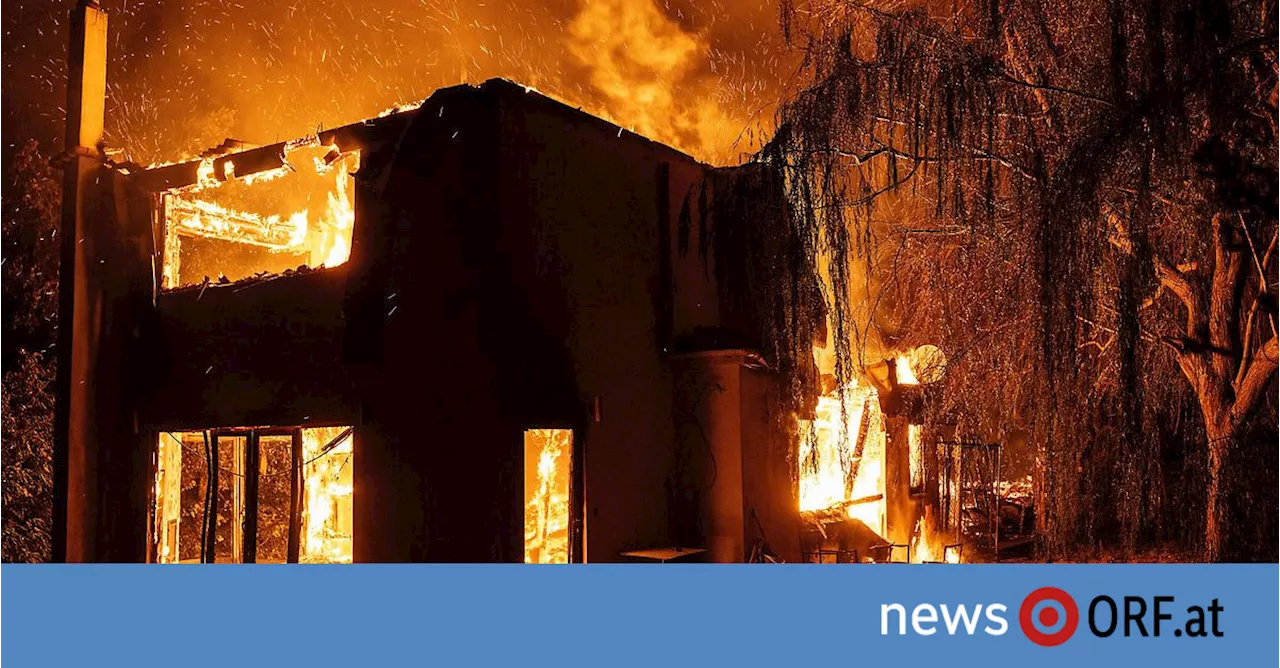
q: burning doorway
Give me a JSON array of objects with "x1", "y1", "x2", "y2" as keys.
[
  {"x1": 523, "y1": 429, "x2": 575, "y2": 564},
  {"x1": 152, "y1": 426, "x2": 353, "y2": 563}
]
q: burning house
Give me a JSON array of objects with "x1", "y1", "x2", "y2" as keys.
[{"x1": 54, "y1": 2, "x2": 997, "y2": 564}]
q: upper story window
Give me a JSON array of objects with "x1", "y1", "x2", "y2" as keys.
[{"x1": 160, "y1": 143, "x2": 359, "y2": 289}]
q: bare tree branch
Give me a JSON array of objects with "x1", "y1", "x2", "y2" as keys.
[
  {"x1": 1228, "y1": 334, "x2": 1279, "y2": 431},
  {"x1": 1210, "y1": 214, "x2": 1246, "y2": 381},
  {"x1": 1234, "y1": 229, "x2": 1278, "y2": 387}
]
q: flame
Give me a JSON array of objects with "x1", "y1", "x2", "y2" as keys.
[
  {"x1": 301, "y1": 427, "x2": 354, "y2": 564},
  {"x1": 897, "y1": 355, "x2": 919, "y2": 385},
  {"x1": 153, "y1": 434, "x2": 182, "y2": 563},
  {"x1": 909, "y1": 424, "x2": 924, "y2": 490},
  {"x1": 911, "y1": 517, "x2": 937, "y2": 563},
  {"x1": 799, "y1": 348, "x2": 944, "y2": 555},
  {"x1": 318, "y1": 164, "x2": 354, "y2": 267},
  {"x1": 798, "y1": 381, "x2": 886, "y2": 533},
  {"x1": 195, "y1": 157, "x2": 218, "y2": 189},
  {"x1": 910, "y1": 516, "x2": 960, "y2": 563},
  {"x1": 524, "y1": 429, "x2": 572, "y2": 564},
  {"x1": 565, "y1": 0, "x2": 740, "y2": 161}
]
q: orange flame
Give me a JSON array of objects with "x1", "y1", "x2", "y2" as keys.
[
  {"x1": 798, "y1": 381, "x2": 886, "y2": 533},
  {"x1": 301, "y1": 427, "x2": 354, "y2": 564}
]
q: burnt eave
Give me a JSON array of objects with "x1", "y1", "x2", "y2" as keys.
[{"x1": 129, "y1": 109, "x2": 419, "y2": 193}]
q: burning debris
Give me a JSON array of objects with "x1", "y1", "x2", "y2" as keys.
[
  {"x1": 796, "y1": 346, "x2": 1005, "y2": 563},
  {"x1": 798, "y1": 353, "x2": 943, "y2": 563},
  {"x1": 798, "y1": 382, "x2": 886, "y2": 532}
]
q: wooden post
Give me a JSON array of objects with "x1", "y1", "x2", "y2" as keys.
[
  {"x1": 882, "y1": 415, "x2": 913, "y2": 546},
  {"x1": 243, "y1": 432, "x2": 260, "y2": 563},
  {"x1": 880, "y1": 359, "x2": 914, "y2": 547},
  {"x1": 52, "y1": 1, "x2": 109, "y2": 563},
  {"x1": 287, "y1": 429, "x2": 304, "y2": 563}
]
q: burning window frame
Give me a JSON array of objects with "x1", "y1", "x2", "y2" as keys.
[{"x1": 151, "y1": 426, "x2": 354, "y2": 564}]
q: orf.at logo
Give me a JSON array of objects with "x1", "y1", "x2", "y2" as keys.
[{"x1": 1020, "y1": 587, "x2": 1079, "y2": 646}]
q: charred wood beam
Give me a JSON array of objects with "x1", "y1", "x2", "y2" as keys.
[
  {"x1": 845, "y1": 493, "x2": 884, "y2": 507},
  {"x1": 130, "y1": 114, "x2": 414, "y2": 193},
  {"x1": 845, "y1": 397, "x2": 873, "y2": 497},
  {"x1": 165, "y1": 198, "x2": 300, "y2": 249}
]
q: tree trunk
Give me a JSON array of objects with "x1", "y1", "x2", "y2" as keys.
[{"x1": 1203, "y1": 427, "x2": 1230, "y2": 562}]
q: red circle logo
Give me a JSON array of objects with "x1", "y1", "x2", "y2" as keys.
[{"x1": 1019, "y1": 587, "x2": 1079, "y2": 646}]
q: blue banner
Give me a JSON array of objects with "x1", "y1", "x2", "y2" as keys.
[{"x1": 3, "y1": 565, "x2": 1276, "y2": 665}]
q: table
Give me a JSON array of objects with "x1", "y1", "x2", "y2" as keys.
[{"x1": 619, "y1": 547, "x2": 707, "y2": 563}]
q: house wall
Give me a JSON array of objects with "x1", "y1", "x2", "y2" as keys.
[
  {"x1": 495, "y1": 84, "x2": 710, "y2": 562},
  {"x1": 143, "y1": 268, "x2": 358, "y2": 431},
  {"x1": 741, "y1": 366, "x2": 802, "y2": 564}
]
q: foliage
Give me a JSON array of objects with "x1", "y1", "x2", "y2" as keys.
[
  {"x1": 2, "y1": 350, "x2": 55, "y2": 562},
  {"x1": 1, "y1": 140, "x2": 60, "y2": 563}
]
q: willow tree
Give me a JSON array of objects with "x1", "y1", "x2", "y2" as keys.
[{"x1": 768, "y1": 0, "x2": 1277, "y2": 560}]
